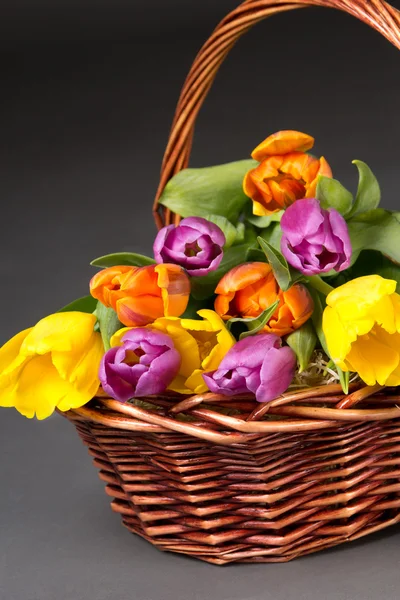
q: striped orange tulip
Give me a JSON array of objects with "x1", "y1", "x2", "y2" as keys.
[
  {"x1": 243, "y1": 130, "x2": 332, "y2": 215},
  {"x1": 214, "y1": 262, "x2": 313, "y2": 336},
  {"x1": 90, "y1": 264, "x2": 190, "y2": 327}
]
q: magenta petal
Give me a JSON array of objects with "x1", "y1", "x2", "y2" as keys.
[
  {"x1": 180, "y1": 217, "x2": 226, "y2": 247},
  {"x1": 153, "y1": 225, "x2": 175, "y2": 263},
  {"x1": 328, "y1": 209, "x2": 352, "y2": 271},
  {"x1": 281, "y1": 199, "x2": 352, "y2": 275},
  {"x1": 100, "y1": 329, "x2": 180, "y2": 402},
  {"x1": 256, "y1": 346, "x2": 296, "y2": 402},
  {"x1": 280, "y1": 198, "x2": 324, "y2": 246}
]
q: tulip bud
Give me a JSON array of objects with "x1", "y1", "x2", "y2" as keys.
[
  {"x1": 99, "y1": 328, "x2": 181, "y2": 401},
  {"x1": 153, "y1": 217, "x2": 225, "y2": 276},
  {"x1": 280, "y1": 198, "x2": 352, "y2": 275},
  {"x1": 203, "y1": 333, "x2": 296, "y2": 402}
]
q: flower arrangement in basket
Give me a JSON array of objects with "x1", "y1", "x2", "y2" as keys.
[{"x1": 2, "y1": 0, "x2": 400, "y2": 566}]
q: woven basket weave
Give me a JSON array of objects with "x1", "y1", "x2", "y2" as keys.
[{"x1": 64, "y1": 0, "x2": 400, "y2": 565}]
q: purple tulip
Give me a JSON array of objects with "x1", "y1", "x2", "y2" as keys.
[
  {"x1": 202, "y1": 334, "x2": 296, "y2": 403},
  {"x1": 280, "y1": 198, "x2": 352, "y2": 275},
  {"x1": 153, "y1": 217, "x2": 226, "y2": 276},
  {"x1": 99, "y1": 329, "x2": 180, "y2": 401}
]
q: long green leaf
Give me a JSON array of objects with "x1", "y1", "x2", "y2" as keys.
[
  {"x1": 159, "y1": 159, "x2": 257, "y2": 222},
  {"x1": 91, "y1": 252, "x2": 155, "y2": 268},
  {"x1": 336, "y1": 366, "x2": 350, "y2": 394},
  {"x1": 348, "y1": 160, "x2": 381, "y2": 217},
  {"x1": 58, "y1": 295, "x2": 97, "y2": 314},
  {"x1": 307, "y1": 287, "x2": 329, "y2": 356},
  {"x1": 257, "y1": 237, "x2": 291, "y2": 291},
  {"x1": 226, "y1": 301, "x2": 279, "y2": 340}
]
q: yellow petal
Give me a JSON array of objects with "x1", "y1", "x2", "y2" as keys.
[
  {"x1": 0, "y1": 328, "x2": 32, "y2": 383},
  {"x1": 10, "y1": 355, "x2": 84, "y2": 420},
  {"x1": 166, "y1": 374, "x2": 194, "y2": 395},
  {"x1": 326, "y1": 276, "x2": 397, "y2": 323},
  {"x1": 184, "y1": 369, "x2": 208, "y2": 394},
  {"x1": 323, "y1": 306, "x2": 353, "y2": 366},
  {"x1": 21, "y1": 312, "x2": 97, "y2": 356},
  {"x1": 390, "y1": 293, "x2": 400, "y2": 332},
  {"x1": 345, "y1": 329, "x2": 400, "y2": 386},
  {"x1": 51, "y1": 331, "x2": 103, "y2": 393},
  {"x1": 152, "y1": 318, "x2": 201, "y2": 380},
  {"x1": 110, "y1": 327, "x2": 134, "y2": 347}
]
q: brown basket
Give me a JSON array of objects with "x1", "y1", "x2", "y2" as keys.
[{"x1": 64, "y1": 0, "x2": 400, "y2": 565}]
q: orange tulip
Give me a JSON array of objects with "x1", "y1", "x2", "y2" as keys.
[
  {"x1": 90, "y1": 264, "x2": 190, "y2": 327},
  {"x1": 243, "y1": 130, "x2": 332, "y2": 215},
  {"x1": 214, "y1": 262, "x2": 313, "y2": 336}
]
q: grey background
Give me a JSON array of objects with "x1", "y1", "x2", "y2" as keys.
[{"x1": 1, "y1": 2, "x2": 400, "y2": 599}]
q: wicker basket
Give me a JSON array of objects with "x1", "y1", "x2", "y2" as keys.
[{"x1": 64, "y1": 0, "x2": 400, "y2": 565}]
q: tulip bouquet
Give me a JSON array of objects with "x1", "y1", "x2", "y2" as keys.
[{"x1": 2, "y1": 130, "x2": 400, "y2": 420}]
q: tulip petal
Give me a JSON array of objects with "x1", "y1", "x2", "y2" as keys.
[
  {"x1": 180, "y1": 217, "x2": 226, "y2": 247},
  {"x1": 12, "y1": 355, "x2": 86, "y2": 420},
  {"x1": 323, "y1": 306, "x2": 354, "y2": 366},
  {"x1": 21, "y1": 313, "x2": 96, "y2": 356},
  {"x1": 153, "y1": 225, "x2": 175, "y2": 263},
  {"x1": 215, "y1": 262, "x2": 271, "y2": 296},
  {"x1": 345, "y1": 330, "x2": 400, "y2": 386},
  {"x1": 257, "y1": 346, "x2": 296, "y2": 402},
  {"x1": 326, "y1": 275, "x2": 397, "y2": 322},
  {"x1": 0, "y1": 328, "x2": 32, "y2": 384},
  {"x1": 51, "y1": 331, "x2": 103, "y2": 393},
  {"x1": 251, "y1": 131, "x2": 314, "y2": 162},
  {"x1": 117, "y1": 296, "x2": 165, "y2": 327}
]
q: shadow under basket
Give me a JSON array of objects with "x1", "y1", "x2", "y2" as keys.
[{"x1": 64, "y1": 0, "x2": 400, "y2": 565}]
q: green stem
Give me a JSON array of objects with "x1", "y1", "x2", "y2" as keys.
[{"x1": 306, "y1": 275, "x2": 334, "y2": 296}]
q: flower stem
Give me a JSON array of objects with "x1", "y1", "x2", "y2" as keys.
[{"x1": 306, "y1": 275, "x2": 334, "y2": 296}]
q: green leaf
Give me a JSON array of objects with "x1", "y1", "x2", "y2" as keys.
[
  {"x1": 91, "y1": 252, "x2": 155, "y2": 268},
  {"x1": 226, "y1": 301, "x2": 279, "y2": 340},
  {"x1": 95, "y1": 302, "x2": 122, "y2": 351},
  {"x1": 336, "y1": 366, "x2": 350, "y2": 394},
  {"x1": 316, "y1": 176, "x2": 353, "y2": 216},
  {"x1": 285, "y1": 320, "x2": 317, "y2": 372},
  {"x1": 190, "y1": 244, "x2": 249, "y2": 301},
  {"x1": 259, "y1": 222, "x2": 283, "y2": 250},
  {"x1": 347, "y1": 209, "x2": 400, "y2": 264},
  {"x1": 58, "y1": 295, "x2": 97, "y2": 314},
  {"x1": 257, "y1": 237, "x2": 291, "y2": 291},
  {"x1": 203, "y1": 214, "x2": 239, "y2": 249},
  {"x1": 341, "y1": 250, "x2": 400, "y2": 292},
  {"x1": 246, "y1": 248, "x2": 267, "y2": 262},
  {"x1": 307, "y1": 287, "x2": 329, "y2": 356},
  {"x1": 234, "y1": 222, "x2": 245, "y2": 244},
  {"x1": 348, "y1": 160, "x2": 381, "y2": 217},
  {"x1": 244, "y1": 203, "x2": 284, "y2": 229},
  {"x1": 159, "y1": 159, "x2": 257, "y2": 223}
]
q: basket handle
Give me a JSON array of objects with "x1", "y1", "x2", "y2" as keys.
[{"x1": 152, "y1": 0, "x2": 400, "y2": 228}]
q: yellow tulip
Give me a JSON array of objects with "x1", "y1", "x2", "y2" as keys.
[
  {"x1": 111, "y1": 309, "x2": 235, "y2": 394},
  {"x1": 0, "y1": 312, "x2": 104, "y2": 419},
  {"x1": 323, "y1": 275, "x2": 400, "y2": 386}
]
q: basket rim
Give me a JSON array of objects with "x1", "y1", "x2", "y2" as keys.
[{"x1": 62, "y1": 383, "x2": 400, "y2": 445}]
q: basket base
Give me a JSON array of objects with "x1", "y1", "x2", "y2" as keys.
[{"x1": 69, "y1": 417, "x2": 400, "y2": 565}]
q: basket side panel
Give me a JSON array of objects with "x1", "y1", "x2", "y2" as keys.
[{"x1": 73, "y1": 419, "x2": 400, "y2": 564}]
